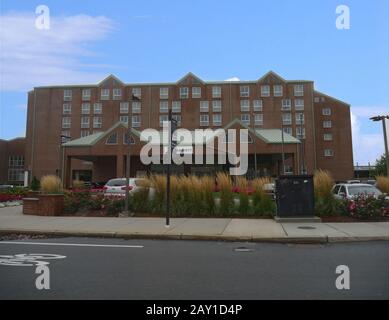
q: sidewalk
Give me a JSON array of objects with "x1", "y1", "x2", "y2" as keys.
[{"x1": 1, "y1": 206, "x2": 389, "y2": 243}]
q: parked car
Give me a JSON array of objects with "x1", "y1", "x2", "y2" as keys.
[
  {"x1": 332, "y1": 183, "x2": 384, "y2": 200},
  {"x1": 0, "y1": 185, "x2": 14, "y2": 191},
  {"x1": 103, "y1": 178, "x2": 149, "y2": 196}
]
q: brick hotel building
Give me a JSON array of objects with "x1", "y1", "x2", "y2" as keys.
[{"x1": 5, "y1": 71, "x2": 353, "y2": 186}]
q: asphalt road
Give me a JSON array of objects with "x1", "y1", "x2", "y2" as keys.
[{"x1": 0, "y1": 237, "x2": 388, "y2": 299}]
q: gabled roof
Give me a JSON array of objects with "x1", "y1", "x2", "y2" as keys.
[
  {"x1": 98, "y1": 74, "x2": 125, "y2": 87},
  {"x1": 257, "y1": 70, "x2": 286, "y2": 83},
  {"x1": 176, "y1": 72, "x2": 204, "y2": 85}
]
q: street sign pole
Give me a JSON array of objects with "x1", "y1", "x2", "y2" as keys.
[{"x1": 166, "y1": 110, "x2": 177, "y2": 227}]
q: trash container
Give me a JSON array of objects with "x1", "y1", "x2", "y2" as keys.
[{"x1": 275, "y1": 175, "x2": 314, "y2": 217}]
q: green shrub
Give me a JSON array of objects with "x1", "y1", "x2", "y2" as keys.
[
  {"x1": 30, "y1": 176, "x2": 40, "y2": 191},
  {"x1": 348, "y1": 195, "x2": 383, "y2": 220},
  {"x1": 106, "y1": 198, "x2": 125, "y2": 216}
]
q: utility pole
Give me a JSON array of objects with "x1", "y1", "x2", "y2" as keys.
[
  {"x1": 281, "y1": 119, "x2": 285, "y2": 175},
  {"x1": 166, "y1": 110, "x2": 177, "y2": 227},
  {"x1": 370, "y1": 115, "x2": 389, "y2": 176},
  {"x1": 124, "y1": 131, "x2": 132, "y2": 216}
]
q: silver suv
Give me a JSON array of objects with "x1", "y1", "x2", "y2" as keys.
[{"x1": 332, "y1": 183, "x2": 383, "y2": 200}]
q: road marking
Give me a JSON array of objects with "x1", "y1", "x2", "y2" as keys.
[{"x1": 0, "y1": 241, "x2": 144, "y2": 248}]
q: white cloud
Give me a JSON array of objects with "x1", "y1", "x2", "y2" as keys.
[
  {"x1": 351, "y1": 110, "x2": 386, "y2": 165},
  {"x1": 0, "y1": 12, "x2": 114, "y2": 91}
]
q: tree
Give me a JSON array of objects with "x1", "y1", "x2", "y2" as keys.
[{"x1": 374, "y1": 154, "x2": 388, "y2": 177}]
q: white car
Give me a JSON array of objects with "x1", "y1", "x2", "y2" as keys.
[
  {"x1": 103, "y1": 178, "x2": 149, "y2": 196},
  {"x1": 332, "y1": 183, "x2": 383, "y2": 200}
]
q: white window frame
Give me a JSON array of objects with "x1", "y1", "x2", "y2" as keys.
[
  {"x1": 159, "y1": 101, "x2": 169, "y2": 113},
  {"x1": 295, "y1": 99, "x2": 304, "y2": 110},
  {"x1": 322, "y1": 108, "x2": 332, "y2": 116},
  {"x1": 101, "y1": 88, "x2": 110, "y2": 100},
  {"x1": 81, "y1": 103, "x2": 90, "y2": 115},
  {"x1": 240, "y1": 114, "x2": 250, "y2": 125},
  {"x1": 63, "y1": 103, "x2": 71, "y2": 114},
  {"x1": 159, "y1": 115, "x2": 169, "y2": 127},
  {"x1": 324, "y1": 133, "x2": 333, "y2": 141},
  {"x1": 62, "y1": 117, "x2": 71, "y2": 129},
  {"x1": 113, "y1": 88, "x2": 122, "y2": 100},
  {"x1": 283, "y1": 127, "x2": 292, "y2": 135},
  {"x1": 212, "y1": 100, "x2": 222, "y2": 112},
  {"x1": 253, "y1": 100, "x2": 263, "y2": 111},
  {"x1": 81, "y1": 116, "x2": 90, "y2": 128},
  {"x1": 160, "y1": 87, "x2": 169, "y2": 99},
  {"x1": 282, "y1": 113, "x2": 292, "y2": 125},
  {"x1": 63, "y1": 89, "x2": 72, "y2": 101},
  {"x1": 82, "y1": 89, "x2": 91, "y2": 101},
  {"x1": 294, "y1": 84, "x2": 304, "y2": 97},
  {"x1": 81, "y1": 130, "x2": 90, "y2": 138},
  {"x1": 172, "y1": 101, "x2": 181, "y2": 113},
  {"x1": 172, "y1": 114, "x2": 181, "y2": 126},
  {"x1": 192, "y1": 87, "x2": 201, "y2": 98},
  {"x1": 93, "y1": 103, "x2": 102, "y2": 114},
  {"x1": 200, "y1": 114, "x2": 209, "y2": 126},
  {"x1": 213, "y1": 114, "x2": 222, "y2": 126},
  {"x1": 119, "y1": 115, "x2": 129, "y2": 124},
  {"x1": 180, "y1": 87, "x2": 189, "y2": 99},
  {"x1": 273, "y1": 85, "x2": 283, "y2": 97},
  {"x1": 212, "y1": 86, "x2": 221, "y2": 98},
  {"x1": 295, "y1": 113, "x2": 305, "y2": 125},
  {"x1": 200, "y1": 101, "x2": 209, "y2": 113},
  {"x1": 281, "y1": 99, "x2": 291, "y2": 111},
  {"x1": 324, "y1": 149, "x2": 334, "y2": 157},
  {"x1": 240, "y1": 86, "x2": 250, "y2": 97},
  {"x1": 323, "y1": 120, "x2": 332, "y2": 128},
  {"x1": 131, "y1": 101, "x2": 141, "y2": 114},
  {"x1": 132, "y1": 115, "x2": 141, "y2": 128},
  {"x1": 254, "y1": 114, "x2": 263, "y2": 126},
  {"x1": 120, "y1": 102, "x2": 129, "y2": 114},
  {"x1": 261, "y1": 85, "x2": 270, "y2": 97},
  {"x1": 296, "y1": 126, "x2": 305, "y2": 139},
  {"x1": 132, "y1": 88, "x2": 141, "y2": 99},
  {"x1": 240, "y1": 100, "x2": 250, "y2": 112},
  {"x1": 93, "y1": 116, "x2": 102, "y2": 129}
]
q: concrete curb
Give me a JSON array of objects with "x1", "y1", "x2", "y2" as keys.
[{"x1": 1, "y1": 228, "x2": 389, "y2": 244}]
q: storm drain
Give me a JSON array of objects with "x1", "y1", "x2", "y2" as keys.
[{"x1": 297, "y1": 226, "x2": 316, "y2": 230}]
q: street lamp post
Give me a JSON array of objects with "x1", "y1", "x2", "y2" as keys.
[
  {"x1": 125, "y1": 131, "x2": 132, "y2": 216},
  {"x1": 370, "y1": 115, "x2": 389, "y2": 176},
  {"x1": 60, "y1": 134, "x2": 70, "y2": 187}
]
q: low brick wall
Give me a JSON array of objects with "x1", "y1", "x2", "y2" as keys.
[{"x1": 22, "y1": 195, "x2": 64, "y2": 216}]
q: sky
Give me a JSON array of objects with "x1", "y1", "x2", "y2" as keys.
[{"x1": 0, "y1": 0, "x2": 388, "y2": 165}]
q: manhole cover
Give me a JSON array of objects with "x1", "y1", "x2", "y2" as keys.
[
  {"x1": 234, "y1": 247, "x2": 254, "y2": 252},
  {"x1": 297, "y1": 226, "x2": 316, "y2": 230}
]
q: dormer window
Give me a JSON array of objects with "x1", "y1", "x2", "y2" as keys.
[{"x1": 106, "y1": 132, "x2": 118, "y2": 145}]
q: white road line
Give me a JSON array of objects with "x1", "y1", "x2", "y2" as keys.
[{"x1": 0, "y1": 241, "x2": 144, "y2": 248}]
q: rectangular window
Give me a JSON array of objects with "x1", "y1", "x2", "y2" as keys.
[
  {"x1": 63, "y1": 89, "x2": 72, "y2": 101},
  {"x1": 324, "y1": 149, "x2": 334, "y2": 157},
  {"x1": 212, "y1": 100, "x2": 222, "y2": 112},
  {"x1": 324, "y1": 133, "x2": 333, "y2": 141},
  {"x1": 8, "y1": 155, "x2": 24, "y2": 167},
  {"x1": 93, "y1": 116, "x2": 102, "y2": 128},
  {"x1": 180, "y1": 87, "x2": 189, "y2": 99},
  {"x1": 132, "y1": 115, "x2": 141, "y2": 128},
  {"x1": 295, "y1": 99, "x2": 304, "y2": 110},
  {"x1": 314, "y1": 97, "x2": 320, "y2": 103},
  {"x1": 8, "y1": 169, "x2": 24, "y2": 181},
  {"x1": 63, "y1": 103, "x2": 71, "y2": 114},
  {"x1": 253, "y1": 100, "x2": 263, "y2": 111},
  {"x1": 296, "y1": 126, "x2": 305, "y2": 139},
  {"x1": 172, "y1": 101, "x2": 181, "y2": 113},
  {"x1": 294, "y1": 84, "x2": 304, "y2": 96},
  {"x1": 283, "y1": 127, "x2": 292, "y2": 135},
  {"x1": 82, "y1": 89, "x2": 91, "y2": 101},
  {"x1": 282, "y1": 113, "x2": 292, "y2": 125},
  {"x1": 240, "y1": 100, "x2": 250, "y2": 112},
  {"x1": 113, "y1": 88, "x2": 122, "y2": 100},
  {"x1": 62, "y1": 117, "x2": 71, "y2": 128},
  {"x1": 281, "y1": 99, "x2": 291, "y2": 110},
  {"x1": 81, "y1": 116, "x2": 90, "y2": 128},
  {"x1": 192, "y1": 87, "x2": 201, "y2": 98},
  {"x1": 240, "y1": 114, "x2": 250, "y2": 125},
  {"x1": 261, "y1": 85, "x2": 270, "y2": 97},
  {"x1": 81, "y1": 130, "x2": 90, "y2": 138},
  {"x1": 159, "y1": 101, "x2": 169, "y2": 113},
  {"x1": 101, "y1": 89, "x2": 110, "y2": 100},
  {"x1": 172, "y1": 115, "x2": 181, "y2": 126},
  {"x1": 240, "y1": 86, "x2": 250, "y2": 97},
  {"x1": 295, "y1": 113, "x2": 305, "y2": 125},
  {"x1": 93, "y1": 103, "x2": 102, "y2": 114},
  {"x1": 81, "y1": 103, "x2": 90, "y2": 114},
  {"x1": 200, "y1": 101, "x2": 209, "y2": 112},
  {"x1": 213, "y1": 114, "x2": 222, "y2": 126},
  {"x1": 200, "y1": 114, "x2": 209, "y2": 126},
  {"x1": 131, "y1": 101, "x2": 141, "y2": 113},
  {"x1": 120, "y1": 102, "x2": 129, "y2": 114},
  {"x1": 119, "y1": 115, "x2": 128, "y2": 124},
  {"x1": 273, "y1": 85, "x2": 283, "y2": 97},
  {"x1": 132, "y1": 88, "x2": 141, "y2": 99},
  {"x1": 212, "y1": 86, "x2": 221, "y2": 98},
  {"x1": 160, "y1": 87, "x2": 169, "y2": 99},
  {"x1": 323, "y1": 120, "x2": 332, "y2": 128},
  {"x1": 254, "y1": 114, "x2": 263, "y2": 126},
  {"x1": 322, "y1": 108, "x2": 331, "y2": 115},
  {"x1": 159, "y1": 115, "x2": 169, "y2": 127}
]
